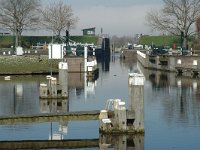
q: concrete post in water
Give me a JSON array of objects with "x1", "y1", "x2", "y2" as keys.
[
  {"x1": 113, "y1": 100, "x2": 126, "y2": 130},
  {"x1": 40, "y1": 83, "x2": 48, "y2": 98},
  {"x1": 128, "y1": 73, "x2": 145, "y2": 132},
  {"x1": 51, "y1": 77, "x2": 57, "y2": 98},
  {"x1": 99, "y1": 110, "x2": 111, "y2": 131},
  {"x1": 59, "y1": 62, "x2": 68, "y2": 98}
]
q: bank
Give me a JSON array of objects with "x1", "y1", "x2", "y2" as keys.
[{"x1": 137, "y1": 50, "x2": 200, "y2": 77}]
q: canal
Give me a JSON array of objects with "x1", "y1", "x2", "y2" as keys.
[{"x1": 0, "y1": 53, "x2": 200, "y2": 149}]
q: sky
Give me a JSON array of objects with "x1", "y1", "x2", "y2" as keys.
[{"x1": 41, "y1": 0, "x2": 163, "y2": 37}]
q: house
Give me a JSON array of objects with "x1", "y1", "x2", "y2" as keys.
[{"x1": 82, "y1": 27, "x2": 95, "y2": 36}]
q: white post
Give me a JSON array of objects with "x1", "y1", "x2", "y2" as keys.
[
  {"x1": 93, "y1": 47, "x2": 95, "y2": 56},
  {"x1": 40, "y1": 83, "x2": 48, "y2": 98},
  {"x1": 84, "y1": 46, "x2": 88, "y2": 72},
  {"x1": 128, "y1": 73, "x2": 145, "y2": 131},
  {"x1": 51, "y1": 77, "x2": 57, "y2": 98},
  {"x1": 59, "y1": 62, "x2": 68, "y2": 98}
]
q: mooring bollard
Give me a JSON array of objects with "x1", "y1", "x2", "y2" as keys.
[
  {"x1": 128, "y1": 73, "x2": 145, "y2": 131},
  {"x1": 99, "y1": 73, "x2": 145, "y2": 133}
]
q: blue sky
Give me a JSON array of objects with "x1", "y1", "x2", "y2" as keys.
[{"x1": 41, "y1": 0, "x2": 163, "y2": 36}]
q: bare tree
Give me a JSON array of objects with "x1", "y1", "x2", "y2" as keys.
[
  {"x1": 0, "y1": 0, "x2": 41, "y2": 48},
  {"x1": 111, "y1": 35, "x2": 135, "y2": 48},
  {"x1": 146, "y1": 0, "x2": 200, "y2": 48},
  {"x1": 41, "y1": 0, "x2": 78, "y2": 41}
]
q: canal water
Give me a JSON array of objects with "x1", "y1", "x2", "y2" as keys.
[{"x1": 0, "y1": 53, "x2": 200, "y2": 149}]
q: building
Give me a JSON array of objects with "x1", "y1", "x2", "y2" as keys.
[{"x1": 82, "y1": 27, "x2": 95, "y2": 36}]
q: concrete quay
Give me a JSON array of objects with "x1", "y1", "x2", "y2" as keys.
[
  {"x1": 0, "y1": 110, "x2": 100, "y2": 125},
  {"x1": 136, "y1": 50, "x2": 200, "y2": 78},
  {"x1": 0, "y1": 139, "x2": 99, "y2": 149}
]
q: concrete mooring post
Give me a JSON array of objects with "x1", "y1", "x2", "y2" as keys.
[
  {"x1": 39, "y1": 83, "x2": 48, "y2": 98},
  {"x1": 58, "y1": 62, "x2": 68, "y2": 98},
  {"x1": 50, "y1": 77, "x2": 57, "y2": 98},
  {"x1": 99, "y1": 73, "x2": 145, "y2": 134},
  {"x1": 128, "y1": 73, "x2": 145, "y2": 132}
]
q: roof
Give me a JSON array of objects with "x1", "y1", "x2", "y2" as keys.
[{"x1": 82, "y1": 27, "x2": 96, "y2": 31}]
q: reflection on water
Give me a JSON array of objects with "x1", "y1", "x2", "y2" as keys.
[
  {"x1": 139, "y1": 63, "x2": 200, "y2": 127},
  {"x1": 0, "y1": 82, "x2": 40, "y2": 115},
  {"x1": 100, "y1": 134, "x2": 144, "y2": 150},
  {"x1": 0, "y1": 54, "x2": 200, "y2": 149}
]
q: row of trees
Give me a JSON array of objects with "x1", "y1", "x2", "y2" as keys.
[
  {"x1": 0, "y1": 0, "x2": 78, "y2": 48},
  {"x1": 111, "y1": 35, "x2": 135, "y2": 49},
  {"x1": 146, "y1": 0, "x2": 200, "y2": 49},
  {"x1": 1, "y1": 0, "x2": 200, "y2": 49}
]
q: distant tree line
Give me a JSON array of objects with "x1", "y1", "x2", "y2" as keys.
[{"x1": 111, "y1": 35, "x2": 135, "y2": 49}]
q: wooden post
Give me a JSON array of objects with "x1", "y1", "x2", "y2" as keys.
[{"x1": 128, "y1": 73, "x2": 145, "y2": 131}]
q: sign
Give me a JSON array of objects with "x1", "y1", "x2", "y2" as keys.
[{"x1": 48, "y1": 44, "x2": 64, "y2": 59}]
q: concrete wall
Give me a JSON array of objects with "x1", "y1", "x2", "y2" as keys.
[
  {"x1": 137, "y1": 50, "x2": 200, "y2": 75},
  {"x1": 66, "y1": 57, "x2": 84, "y2": 72}
]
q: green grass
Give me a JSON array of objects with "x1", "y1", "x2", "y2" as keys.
[
  {"x1": 0, "y1": 56, "x2": 59, "y2": 74},
  {"x1": 70, "y1": 36, "x2": 98, "y2": 44},
  {"x1": 0, "y1": 35, "x2": 98, "y2": 48},
  {"x1": 139, "y1": 35, "x2": 181, "y2": 47},
  {"x1": 0, "y1": 36, "x2": 13, "y2": 47}
]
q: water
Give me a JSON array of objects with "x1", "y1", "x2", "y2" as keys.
[{"x1": 0, "y1": 53, "x2": 200, "y2": 149}]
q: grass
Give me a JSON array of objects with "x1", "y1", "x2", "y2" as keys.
[
  {"x1": 70, "y1": 36, "x2": 98, "y2": 44},
  {"x1": 0, "y1": 56, "x2": 59, "y2": 74},
  {"x1": 139, "y1": 35, "x2": 181, "y2": 47},
  {"x1": 0, "y1": 35, "x2": 98, "y2": 48}
]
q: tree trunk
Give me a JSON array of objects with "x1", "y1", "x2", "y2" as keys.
[
  {"x1": 18, "y1": 34, "x2": 22, "y2": 47},
  {"x1": 15, "y1": 32, "x2": 19, "y2": 48}
]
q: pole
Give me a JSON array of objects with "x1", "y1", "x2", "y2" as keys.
[
  {"x1": 84, "y1": 46, "x2": 88, "y2": 72},
  {"x1": 181, "y1": 31, "x2": 184, "y2": 55},
  {"x1": 66, "y1": 30, "x2": 69, "y2": 56},
  {"x1": 50, "y1": 44, "x2": 53, "y2": 76}
]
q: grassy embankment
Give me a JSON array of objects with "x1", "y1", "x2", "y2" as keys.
[
  {"x1": 0, "y1": 35, "x2": 98, "y2": 74},
  {"x1": 0, "y1": 35, "x2": 98, "y2": 48},
  {"x1": 0, "y1": 56, "x2": 60, "y2": 75},
  {"x1": 139, "y1": 35, "x2": 196, "y2": 49}
]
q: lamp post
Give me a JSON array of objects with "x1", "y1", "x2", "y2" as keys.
[
  {"x1": 65, "y1": 22, "x2": 70, "y2": 56},
  {"x1": 181, "y1": 31, "x2": 184, "y2": 55},
  {"x1": 65, "y1": 29, "x2": 69, "y2": 56}
]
